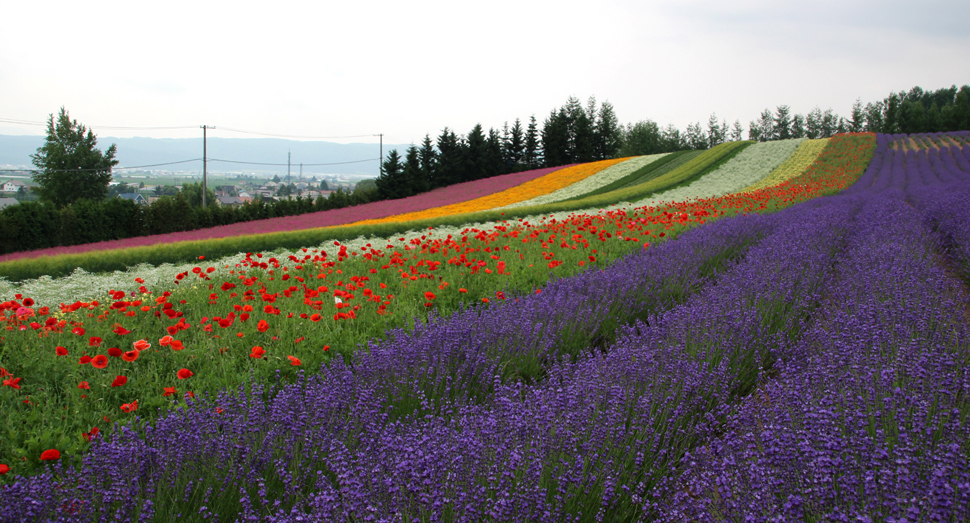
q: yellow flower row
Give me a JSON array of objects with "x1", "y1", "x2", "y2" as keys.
[
  {"x1": 348, "y1": 157, "x2": 628, "y2": 226},
  {"x1": 741, "y1": 138, "x2": 830, "y2": 192}
]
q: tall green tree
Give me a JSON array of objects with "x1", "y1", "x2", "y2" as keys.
[
  {"x1": 402, "y1": 145, "x2": 427, "y2": 194},
  {"x1": 31, "y1": 107, "x2": 119, "y2": 208},
  {"x1": 376, "y1": 149, "x2": 406, "y2": 199},
  {"x1": 524, "y1": 115, "x2": 541, "y2": 170},
  {"x1": 619, "y1": 119, "x2": 662, "y2": 156},
  {"x1": 418, "y1": 135, "x2": 438, "y2": 188},
  {"x1": 774, "y1": 106, "x2": 792, "y2": 140},
  {"x1": 504, "y1": 118, "x2": 525, "y2": 170},
  {"x1": 595, "y1": 101, "x2": 622, "y2": 159},
  {"x1": 182, "y1": 181, "x2": 217, "y2": 208}
]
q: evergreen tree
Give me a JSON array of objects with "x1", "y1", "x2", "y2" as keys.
[
  {"x1": 731, "y1": 120, "x2": 745, "y2": 142},
  {"x1": 849, "y1": 98, "x2": 865, "y2": 133},
  {"x1": 791, "y1": 114, "x2": 806, "y2": 138},
  {"x1": 505, "y1": 118, "x2": 525, "y2": 170},
  {"x1": 542, "y1": 108, "x2": 571, "y2": 167},
  {"x1": 570, "y1": 98, "x2": 595, "y2": 162},
  {"x1": 707, "y1": 113, "x2": 724, "y2": 148},
  {"x1": 463, "y1": 124, "x2": 488, "y2": 181},
  {"x1": 821, "y1": 109, "x2": 838, "y2": 137},
  {"x1": 757, "y1": 109, "x2": 775, "y2": 141},
  {"x1": 595, "y1": 101, "x2": 622, "y2": 159},
  {"x1": 774, "y1": 105, "x2": 792, "y2": 140},
  {"x1": 403, "y1": 145, "x2": 427, "y2": 194},
  {"x1": 485, "y1": 128, "x2": 504, "y2": 178},
  {"x1": 883, "y1": 92, "x2": 902, "y2": 134},
  {"x1": 806, "y1": 107, "x2": 823, "y2": 139},
  {"x1": 748, "y1": 120, "x2": 761, "y2": 142},
  {"x1": 31, "y1": 107, "x2": 119, "y2": 208},
  {"x1": 376, "y1": 149, "x2": 406, "y2": 199},
  {"x1": 436, "y1": 128, "x2": 463, "y2": 186},
  {"x1": 524, "y1": 115, "x2": 541, "y2": 169},
  {"x1": 662, "y1": 124, "x2": 684, "y2": 151},
  {"x1": 685, "y1": 122, "x2": 707, "y2": 150},
  {"x1": 418, "y1": 135, "x2": 438, "y2": 188}
]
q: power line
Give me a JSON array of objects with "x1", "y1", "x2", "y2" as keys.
[
  {"x1": 0, "y1": 158, "x2": 202, "y2": 173},
  {"x1": 207, "y1": 157, "x2": 379, "y2": 167},
  {"x1": 215, "y1": 127, "x2": 377, "y2": 140},
  {"x1": 0, "y1": 117, "x2": 196, "y2": 131}
]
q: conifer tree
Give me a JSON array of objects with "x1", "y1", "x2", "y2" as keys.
[
  {"x1": 524, "y1": 115, "x2": 541, "y2": 169},
  {"x1": 403, "y1": 145, "x2": 426, "y2": 194},
  {"x1": 418, "y1": 135, "x2": 438, "y2": 188}
]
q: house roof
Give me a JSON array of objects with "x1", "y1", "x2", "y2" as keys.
[
  {"x1": 0, "y1": 197, "x2": 20, "y2": 208},
  {"x1": 118, "y1": 193, "x2": 146, "y2": 201}
]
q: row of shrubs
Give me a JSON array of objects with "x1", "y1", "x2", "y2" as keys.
[{"x1": 0, "y1": 188, "x2": 377, "y2": 255}]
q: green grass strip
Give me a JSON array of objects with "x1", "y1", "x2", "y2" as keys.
[
  {"x1": 0, "y1": 142, "x2": 750, "y2": 283},
  {"x1": 558, "y1": 150, "x2": 692, "y2": 203},
  {"x1": 619, "y1": 150, "x2": 704, "y2": 189}
]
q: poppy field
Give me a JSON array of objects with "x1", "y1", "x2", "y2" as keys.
[{"x1": 5, "y1": 132, "x2": 966, "y2": 521}]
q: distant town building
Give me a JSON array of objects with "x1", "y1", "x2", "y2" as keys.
[
  {"x1": 117, "y1": 193, "x2": 148, "y2": 205},
  {"x1": 216, "y1": 196, "x2": 244, "y2": 207},
  {"x1": 0, "y1": 197, "x2": 20, "y2": 209},
  {"x1": 1, "y1": 180, "x2": 31, "y2": 192}
]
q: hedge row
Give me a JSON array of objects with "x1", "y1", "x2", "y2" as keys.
[{"x1": 0, "y1": 189, "x2": 375, "y2": 255}]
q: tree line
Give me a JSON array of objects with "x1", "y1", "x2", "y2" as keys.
[
  {"x1": 375, "y1": 96, "x2": 622, "y2": 200},
  {"x1": 11, "y1": 85, "x2": 968, "y2": 255}
]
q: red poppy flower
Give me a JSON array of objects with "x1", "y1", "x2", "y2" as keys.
[
  {"x1": 108, "y1": 347, "x2": 123, "y2": 358},
  {"x1": 323, "y1": 345, "x2": 330, "y2": 351},
  {"x1": 481, "y1": 298, "x2": 489, "y2": 303},
  {"x1": 2, "y1": 377, "x2": 21, "y2": 389},
  {"x1": 72, "y1": 327, "x2": 85, "y2": 336},
  {"x1": 88, "y1": 336, "x2": 102, "y2": 347},
  {"x1": 170, "y1": 340, "x2": 184, "y2": 351},
  {"x1": 82, "y1": 427, "x2": 99, "y2": 442},
  {"x1": 497, "y1": 261, "x2": 506, "y2": 274},
  {"x1": 78, "y1": 381, "x2": 90, "y2": 390},
  {"x1": 249, "y1": 346, "x2": 266, "y2": 359},
  {"x1": 120, "y1": 400, "x2": 138, "y2": 413},
  {"x1": 310, "y1": 313, "x2": 321, "y2": 322},
  {"x1": 56, "y1": 346, "x2": 68, "y2": 356},
  {"x1": 122, "y1": 350, "x2": 139, "y2": 362},
  {"x1": 424, "y1": 291, "x2": 436, "y2": 300},
  {"x1": 287, "y1": 355, "x2": 302, "y2": 366},
  {"x1": 133, "y1": 339, "x2": 151, "y2": 351},
  {"x1": 177, "y1": 368, "x2": 193, "y2": 380},
  {"x1": 257, "y1": 320, "x2": 270, "y2": 332},
  {"x1": 459, "y1": 288, "x2": 468, "y2": 293},
  {"x1": 0, "y1": 368, "x2": 10, "y2": 378},
  {"x1": 110, "y1": 376, "x2": 127, "y2": 387},
  {"x1": 79, "y1": 355, "x2": 92, "y2": 365},
  {"x1": 185, "y1": 391, "x2": 195, "y2": 398},
  {"x1": 163, "y1": 387, "x2": 176, "y2": 397},
  {"x1": 39, "y1": 449, "x2": 60, "y2": 461},
  {"x1": 0, "y1": 464, "x2": 8, "y2": 475},
  {"x1": 113, "y1": 325, "x2": 132, "y2": 336},
  {"x1": 90, "y1": 355, "x2": 108, "y2": 369}
]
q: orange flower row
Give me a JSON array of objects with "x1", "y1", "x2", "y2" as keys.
[{"x1": 347, "y1": 158, "x2": 628, "y2": 226}]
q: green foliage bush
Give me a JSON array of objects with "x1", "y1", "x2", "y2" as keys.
[{"x1": 0, "y1": 188, "x2": 379, "y2": 256}]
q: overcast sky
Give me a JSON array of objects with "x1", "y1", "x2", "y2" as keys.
[{"x1": 2, "y1": 0, "x2": 968, "y2": 147}]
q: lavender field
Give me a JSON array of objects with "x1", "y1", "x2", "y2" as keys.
[{"x1": 2, "y1": 133, "x2": 969, "y2": 521}]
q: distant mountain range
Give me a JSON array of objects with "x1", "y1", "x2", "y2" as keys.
[{"x1": 0, "y1": 134, "x2": 410, "y2": 178}]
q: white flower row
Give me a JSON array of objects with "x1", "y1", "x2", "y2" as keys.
[
  {"x1": 499, "y1": 153, "x2": 669, "y2": 209},
  {"x1": 630, "y1": 138, "x2": 806, "y2": 208}
]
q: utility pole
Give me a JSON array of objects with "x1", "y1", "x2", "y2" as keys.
[
  {"x1": 379, "y1": 133, "x2": 383, "y2": 175},
  {"x1": 287, "y1": 150, "x2": 291, "y2": 184},
  {"x1": 201, "y1": 125, "x2": 215, "y2": 207}
]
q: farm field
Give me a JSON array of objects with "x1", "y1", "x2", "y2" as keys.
[{"x1": 3, "y1": 133, "x2": 969, "y2": 520}]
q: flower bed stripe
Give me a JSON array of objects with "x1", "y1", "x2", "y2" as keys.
[
  {"x1": 741, "y1": 138, "x2": 830, "y2": 192},
  {"x1": 346, "y1": 158, "x2": 628, "y2": 226},
  {"x1": 500, "y1": 154, "x2": 668, "y2": 209}
]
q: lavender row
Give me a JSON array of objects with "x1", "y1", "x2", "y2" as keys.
[
  {"x1": 0, "y1": 198, "x2": 778, "y2": 520},
  {"x1": 0, "y1": 179, "x2": 861, "y2": 521},
  {"x1": 659, "y1": 190, "x2": 970, "y2": 521}
]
